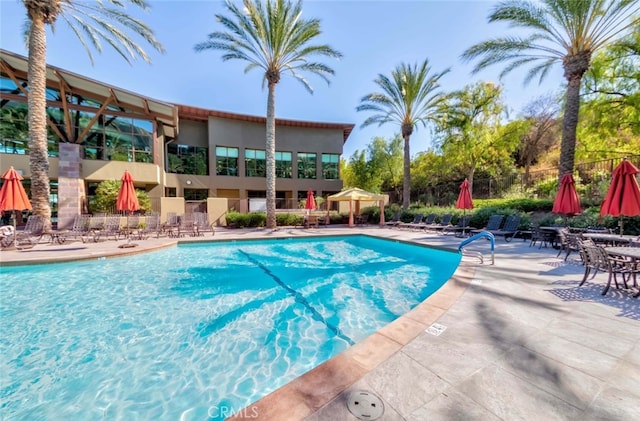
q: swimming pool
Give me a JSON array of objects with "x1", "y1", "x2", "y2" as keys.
[{"x1": 0, "y1": 235, "x2": 460, "y2": 419}]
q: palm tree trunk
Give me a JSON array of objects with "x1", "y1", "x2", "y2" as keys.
[
  {"x1": 28, "y1": 15, "x2": 52, "y2": 231},
  {"x1": 559, "y1": 76, "x2": 581, "y2": 178},
  {"x1": 402, "y1": 134, "x2": 411, "y2": 210},
  {"x1": 265, "y1": 81, "x2": 277, "y2": 229}
]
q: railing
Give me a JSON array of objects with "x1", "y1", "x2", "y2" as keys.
[
  {"x1": 412, "y1": 155, "x2": 640, "y2": 205},
  {"x1": 458, "y1": 231, "x2": 495, "y2": 265}
]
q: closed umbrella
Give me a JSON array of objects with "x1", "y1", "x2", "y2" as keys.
[
  {"x1": 553, "y1": 173, "x2": 581, "y2": 220},
  {"x1": 116, "y1": 170, "x2": 140, "y2": 214},
  {"x1": 0, "y1": 166, "x2": 32, "y2": 243},
  {"x1": 599, "y1": 158, "x2": 640, "y2": 235},
  {"x1": 305, "y1": 189, "x2": 316, "y2": 213},
  {"x1": 116, "y1": 171, "x2": 140, "y2": 237},
  {"x1": 456, "y1": 179, "x2": 473, "y2": 235}
]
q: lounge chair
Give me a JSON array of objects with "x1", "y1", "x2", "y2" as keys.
[
  {"x1": 14, "y1": 215, "x2": 45, "y2": 250},
  {"x1": 424, "y1": 213, "x2": 453, "y2": 232},
  {"x1": 398, "y1": 214, "x2": 424, "y2": 230},
  {"x1": 61, "y1": 214, "x2": 91, "y2": 242},
  {"x1": 487, "y1": 215, "x2": 521, "y2": 242},
  {"x1": 410, "y1": 213, "x2": 436, "y2": 230},
  {"x1": 442, "y1": 215, "x2": 472, "y2": 237},
  {"x1": 471, "y1": 215, "x2": 504, "y2": 235},
  {"x1": 194, "y1": 212, "x2": 215, "y2": 236},
  {"x1": 384, "y1": 211, "x2": 402, "y2": 228}
]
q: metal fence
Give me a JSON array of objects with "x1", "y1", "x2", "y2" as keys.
[{"x1": 411, "y1": 155, "x2": 640, "y2": 207}]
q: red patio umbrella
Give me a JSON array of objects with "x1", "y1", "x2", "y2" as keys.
[
  {"x1": 552, "y1": 173, "x2": 581, "y2": 217},
  {"x1": 599, "y1": 158, "x2": 640, "y2": 235},
  {"x1": 305, "y1": 189, "x2": 316, "y2": 213},
  {"x1": 456, "y1": 179, "x2": 473, "y2": 211},
  {"x1": 0, "y1": 166, "x2": 32, "y2": 242},
  {"x1": 116, "y1": 170, "x2": 140, "y2": 215},
  {"x1": 455, "y1": 179, "x2": 473, "y2": 235}
]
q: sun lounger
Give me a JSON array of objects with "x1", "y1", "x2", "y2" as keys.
[
  {"x1": 424, "y1": 213, "x2": 453, "y2": 232},
  {"x1": 442, "y1": 215, "x2": 472, "y2": 237},
  {"x1": 471, "y1": 215, "x2": 504, "y2": 235},
  {"x1": 384, "y1": 211, "x2": 402, "y2": 228},
  {"x1": 14, "y1": 215, "x2": 45, "y2": 250},
  {"x1": 486, "y1": 215, "x2": 521, "y2": 242},
  {"x1": 398, "y1": 214, "x2": 424, "y2": 230}
]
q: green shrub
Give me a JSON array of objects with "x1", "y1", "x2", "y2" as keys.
[
  {"x1": 473, "y1": 198, "x2": 553, "y2": 212},
  {"x1": 276, "y1": 213, "x2": 304, "y2": 226},
  {"x1": 91, "y1": 179, "x2": 150, "y2": 214},
  {"x1": 225, "y1": 211, "x2": 265, "y2": 228}
]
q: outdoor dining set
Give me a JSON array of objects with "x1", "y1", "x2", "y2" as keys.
[{"x1": 550, "y1": 227, "x2": 640, "y2": 298}]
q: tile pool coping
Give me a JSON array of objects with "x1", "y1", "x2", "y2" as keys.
[
  {"x1": 228, "y1": 262, "x2": 476, "y2": 420},
  {"x1": 0, "y1": 228, "x2": 473, "y2": 419}
]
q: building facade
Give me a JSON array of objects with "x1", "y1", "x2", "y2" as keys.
[{"x1": 0, "y1": 49, "x2": 353, "y2": 228}]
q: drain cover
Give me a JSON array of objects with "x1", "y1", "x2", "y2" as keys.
[{"x1": 347, "y1": 390, "x2": 384, "y2": 420}]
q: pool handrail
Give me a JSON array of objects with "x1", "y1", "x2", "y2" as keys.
[{"x1": 458, "y1": 231, "x2": 495, "y2": 265}]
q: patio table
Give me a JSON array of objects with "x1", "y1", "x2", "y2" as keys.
[
  {"x1": 583, "y1": 233, "x2": 640, "y2": 246},
  {"x1": 604, "y1": 246, "x2": 640, "y2": 298}
]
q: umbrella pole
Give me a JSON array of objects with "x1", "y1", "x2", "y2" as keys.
[{"x1": 620, "y1": 217, "x2": 624, "y2": 236}]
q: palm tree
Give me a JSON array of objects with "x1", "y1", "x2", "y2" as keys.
[
  {"x1": 23, "y1": 0, "x2": 163, "y2": 229},
  {"x1": 195, "y1": 0, "x2": 341, "y2": 229},
  {"x1": 461, "y1": 0, "x2": 639, "y2": 178},
  {"x1": 357, "y1": 60, "x2": 449, "y2": 209}
]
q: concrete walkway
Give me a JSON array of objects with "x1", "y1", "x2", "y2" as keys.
[{"x1": 1, "y1": 226, "x2": 638, "y2": 420}]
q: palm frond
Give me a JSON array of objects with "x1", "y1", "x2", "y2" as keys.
[{"x1": 195, "y1": 0, "x2": 340, "y2": 94}]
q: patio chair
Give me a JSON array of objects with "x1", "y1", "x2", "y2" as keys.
[
  {"x1": 14, "y1": 215, "x2": 45, "y2": 250},
  {"x1": 487, "y1": 215, "x2": 521, "y2": 242},
  {"x1": 556, "y1": 229, "x2": 582, "y2": 261},
  {"x1": 424, "y1": 213, "x2": 453, "y2": 233},
  {"x1": 580, "y1": 243, "x2": 633, "y2": 296},
  {"x1": 304, "y1": 214, "x2": 320, "y2": 229}
]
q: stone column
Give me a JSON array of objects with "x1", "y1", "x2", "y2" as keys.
[{"x1": 57, "y1": 143, "x2": 86, "y2": 229}]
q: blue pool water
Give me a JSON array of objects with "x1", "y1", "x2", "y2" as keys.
[{"x1": 0, "y1": 235, "x2": 460, "y2": 420}]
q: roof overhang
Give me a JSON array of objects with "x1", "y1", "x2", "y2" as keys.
[{"x1": 0, "y1": 49, "x2": 178, "y2": 129}]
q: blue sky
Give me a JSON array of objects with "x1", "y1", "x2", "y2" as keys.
[{"x1": 0, "y1": 0, "x2": 564, "y2": 157}]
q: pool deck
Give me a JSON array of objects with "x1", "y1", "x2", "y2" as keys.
[{"x1": 1, "y1": 226, "x2": 638, "y2": 420}]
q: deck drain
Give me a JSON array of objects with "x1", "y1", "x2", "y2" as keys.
[{"x1": 347, "y1": 390, "x2": 384, "y2": 420}]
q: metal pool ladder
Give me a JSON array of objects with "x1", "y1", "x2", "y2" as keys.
[{"x1": 458, "y1": 231, "x2": 495, "y2": 265}]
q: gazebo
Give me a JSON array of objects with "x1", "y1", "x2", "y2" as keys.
[{"x1": 327, "y1": 187, "x2": 385, "y2": 227}]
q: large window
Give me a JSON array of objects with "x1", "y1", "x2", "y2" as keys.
[
  {"x1": 167, "y1": 144, "x2": 208, "y2": 175},
  {"x1": 0, "y1": 74, "x2": 154, "y2": 161},
  {"x1": 297, "y1": 152, "x2": 317, "y2": 179},
  {"x1": 245, "y1": 149, "x2": 266, "y2": 177},
  {"x1": 82, "y1": 114, "x2": 154, "y2": 163},
  {"x1": 0, "y1": 99, "x2": 60, "y2": 156},
  {"x1": 216, "y1": 146, "x2": 238, "y2": 176},
  {"x1": 276, "y1": 151, "x2": 292, "y2": 178},
  {"x1": 322, "y1": 153, "x2": 339, "y2": 180}
]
